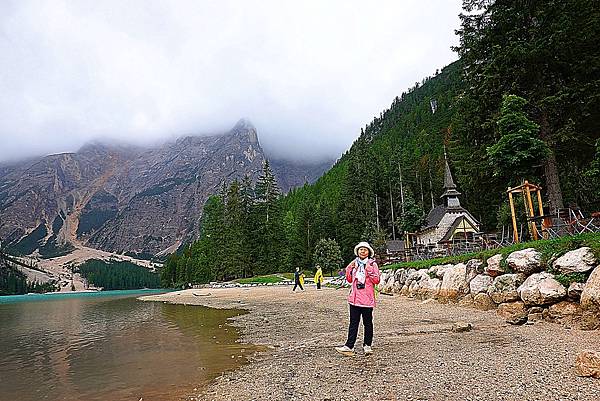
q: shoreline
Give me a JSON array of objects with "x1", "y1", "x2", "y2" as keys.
[{"x1": 142, "y1": 286, "x2": 600, "y2": 401}]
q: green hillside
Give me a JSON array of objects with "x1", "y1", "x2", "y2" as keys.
[{"x1": 162, "y1": 0, "x2": 600, "y2": 285}]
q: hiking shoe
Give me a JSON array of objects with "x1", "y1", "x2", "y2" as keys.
[
  {"x1": 363, "y1": 345, "x2": 373, "y2": 355},
  {"x1": 335, "y1": 345, "x2": 355, "y2": 356}
]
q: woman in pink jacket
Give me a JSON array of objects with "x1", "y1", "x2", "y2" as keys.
[{"x1": 335, "y1": 241, "x2": 381, "y2": 356}]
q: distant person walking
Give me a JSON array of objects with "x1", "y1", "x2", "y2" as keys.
[
  {"x1": 314, "y1": 265, "x2": 324, "y2": 289},
  {"x1": 335, "y1": 241, "x2": 380, "y2": 356},
  {"x1": 293, "y1": 267, "x2": 304, "y2": 291}
]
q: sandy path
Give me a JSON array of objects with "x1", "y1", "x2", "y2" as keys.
[{"x1": 142, "y1": 286, "x2": 600, "y2": 401}]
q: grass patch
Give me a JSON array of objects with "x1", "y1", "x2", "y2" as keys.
[
  {"x1": 553, "y1": 272, "x2": 588, "y2": 288},
  {"x1": 235, "y1": 274, "x2": 287, "y2": 284}
]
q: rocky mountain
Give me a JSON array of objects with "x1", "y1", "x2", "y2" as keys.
[{"x1": 0, "y1": 120, "x2": 332, "y2": 258}]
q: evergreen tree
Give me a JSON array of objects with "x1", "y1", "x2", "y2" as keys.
[
  {"x1": 239, "y1": 175, "x2": 256, "y2": 277},
  {"x1": 486, "y1": 94, "x2": 548, "y2": 184},
  {"x1": 254, "y1": 161, "x2": 284, "y2": 273},
  {"x1": 198, "y1": 195, "x2": 226, "y2": 281},
  {"x1": 338, "y1": 151, "x2": 376, "y2": 260},
  {"x1": 313, "y1": 238, "x2": 343, "y2": 276},
  {"x1": 223, "y1": 180, "x2": 245, "y2": 280},
  {"x1": 398, "y1": 192, "x2": 425, "y2": 233}
]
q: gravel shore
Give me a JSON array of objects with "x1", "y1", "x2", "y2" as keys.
[{"x1": 142, "y1": 286, "x2": 600, "y2": 401}]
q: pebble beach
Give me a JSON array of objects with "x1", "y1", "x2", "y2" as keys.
[{"x1": 141, "y1": 285, "x2": 600, "y2": 401}]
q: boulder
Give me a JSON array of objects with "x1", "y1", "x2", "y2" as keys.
[
  {"x1": 576, "y1": 350, "x2": 600, "y2": 378},
  {"x1": 580, "y1": 265, "x2": 600, "y2": 330},
  {"x1": 568, "y1": 282, "x2": 585, "y2": 300},
  {"x1": 470, "y1": 274, "x2": 494, "y2": 295},
  {"x1": 553, "y1": 247, "x2": 597, "y2": 274},
  {"x1": 459, "y1": 294, "x2": 474, "y2": 307},
  {"x1": 439, "y1": 263, "x2": 470, "y2": 301},
  {"x1": 417, "y1": 277, "x2": 442, "y2": 299},
  {"x1": 428, "y1": 265, "x2": 441, "y2": 277},
  {"x1": 484, "y1": 254, "x2": 505, "y2": 277},
  {"x1": 548, "y1": 301, "x2": 581, "y2": 322},
  {"x1": 473, "y1": 293, "x2": 496, "y2": 310},
  {"x1": 451, "y1": 321, "x2": 473, "y2": 332},
  {"x1": 400, "y1": 284, "x2": 409, "y2": 297},
  {"x1": 517, "y1": 272, "x2": 566, "y2": 305},
  {"x1": 527, "y1": 311, "x2": 543, "y2": 322},
  {"x1": 488, "y1": 274, "x2": 525, "y2": 304},
  {"x1": 394, "y1": 269, "x2": 408, "y2": 287},
  {"x1": 384, "y1": 275, "x2": 396, "y2": 292},
  {"x1": 380, "y1": 270, "x2": 390, "y2": 283},
  {"x1": 437, "y1": 264, "x2": 454, "y2": 279},
  {"x1": 506, "y1": 248, "x2": 542, "y2": 275},
  {"x1": 497, "y1": 301, "x2": 528, "y2": 325},
  {"x1": 410, "y1": 271, "x2": 432, "y2": 297},
  {"x1": 408, "y1": 271, "x2": 429, "y2": 298},
  {"x1": 528, "y1": 306, "x2": 544, "y2": 322},
  {"x1": 404, "y1": 269, "x2": 418, "y2": 287},
  {"x1": 465, "y1": 259, "x2": 484, "y2": 283}
]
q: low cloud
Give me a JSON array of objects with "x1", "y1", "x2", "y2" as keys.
[{"x1": 0, "y1": 0, "x2": 462, "y2": 163}]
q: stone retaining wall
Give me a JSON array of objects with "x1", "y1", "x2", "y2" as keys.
[{"x1": 379, "y1": 247, "x2": 600, "y2": 330}]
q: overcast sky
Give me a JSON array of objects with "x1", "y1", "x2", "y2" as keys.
[{"x1": 0, "y1": 0, "x2": 463, "y2": 163}]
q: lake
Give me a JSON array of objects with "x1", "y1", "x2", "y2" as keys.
[{"x1": 0, "y1": 290, "x2": 253, "y2": 401}]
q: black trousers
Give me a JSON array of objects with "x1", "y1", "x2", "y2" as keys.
[
  {"x1": 344, "y1": 304, "x2": 373, "y2": 348},
  {"x1": 293, "y1": 282, "x2": 303, "y2": 291},
  {"x1": 316, "y1": 282, "x2": 321, "y2": 289}
]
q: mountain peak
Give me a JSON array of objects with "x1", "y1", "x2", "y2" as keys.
[
  {"x1": 232, "y1": 118, "x2": 255, "y2": 132},
  {"x1": 231, "y1": 118, "x2": 259, "y2": 145}
]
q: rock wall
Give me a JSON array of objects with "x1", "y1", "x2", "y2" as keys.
[{"x1": 379, "y1": 247, "x2": 600, "y2": 330}]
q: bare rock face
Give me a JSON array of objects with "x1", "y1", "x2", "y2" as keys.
[
  {"x1": 0, "y1": 120, "x2": 331, "y2": 257},
  {"x1": 506, "y1": 248, "x2": 542, "y2": 275},
  {"x1": 580, "y1": 265, "x2": 600, "y2": 330},
  {"x1": 576, "y1": 350, "x2": 600, "y2": 378},
  {"x1": 517, "y1": 272, "x2": 567, "y2": 306},
  {"x1": 488, "y1": 274, "x2": 525, "y2": 304},
  {"x1": 553, "y1": 247, "x2": 597, "y2": 274},
  {"x1": 484, "y1": 254, "x2": 504, "y2": 277}
]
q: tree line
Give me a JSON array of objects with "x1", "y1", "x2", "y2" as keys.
[
  {"x1": 0, "y1": 253, "x2": 58, "y2": 295},
  {"x1": 77, "y1": 259, "x2": 160, "y2": 290}
]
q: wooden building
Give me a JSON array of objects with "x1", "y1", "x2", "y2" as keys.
[{"x1": 415, "y1": 155, "x2": 480, "y2": 248}]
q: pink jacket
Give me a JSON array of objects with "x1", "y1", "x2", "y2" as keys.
[{"x1": 345, "y1": 258, "x2": 381, "y2": 308}]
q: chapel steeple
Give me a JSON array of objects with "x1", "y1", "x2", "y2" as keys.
[{"x1": 440, "y1": 150, "x2": 461, "y2": 208}]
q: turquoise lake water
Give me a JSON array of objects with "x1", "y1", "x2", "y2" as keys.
[{"x1": 0, "y1": 290, "x2": 251, "y2": 401}]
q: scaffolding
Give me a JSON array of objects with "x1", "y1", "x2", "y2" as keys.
[{"x1": 507, "y1": 181, "x2": 544, "y2": 243}]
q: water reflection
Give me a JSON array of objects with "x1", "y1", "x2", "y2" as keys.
[{"x1": 0, "y1": 293, "x2": 253, "y2": 401}]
